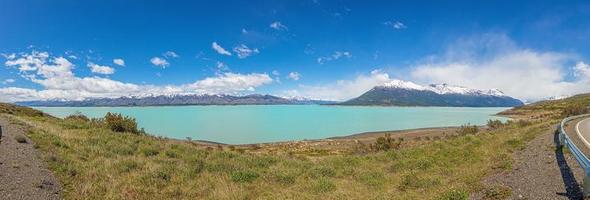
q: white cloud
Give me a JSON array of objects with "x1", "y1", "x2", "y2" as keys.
[
  {"x1": 286, "y1": 70, "x2": 392, "y2": 101},
  {"x1": 150, "y1": 57, "x2": 169, "y2": 68},
  {"x1": 287, "y1": 72, "x2": 300, "y2": 81},
  {"x1": 113, "y1": 58, "x2": 125, "y2": 66},
  {"x1": 270, "y1": 21, "x2": 288, "y2": 31},
  {"x1": 574, "y1": 61, "x2": 590, "y2": 79},
  {"x1": 88, "y1": 62, "x2": 115, "y2": 75},
  {"x1": 384, "y1": 21, "x2": 407, "y2": 29},
  {"x1": 409, "y1": 33, "x2": 590, "y2": 101},
  {"x1": 187, "y1": 73, "x2": 273, "y2": 94},
  {"x1": 163, "y1": 51, "x2": 179, "y2": 58},
  {"x1": 0, "y1": 51, "x2": 275, "y2": 102},
  {"x1": 233, "y1": 44, "x2": 259, "y2": 59},
  {"x1": 317, "y1": 51, "x2": 352, "y2": 64},
  {"x1": 5, "y1": 51, "x2": 49, "y2": 72},
  {"x1": 272, "y1": 70, "x2": 280, "y2": 76},
  {"x1": 211, "y1": 42, "x2": 232, "y2": 56},
  {"x1": 2, "y1": 79, "x2": 15, "y2": 84}
]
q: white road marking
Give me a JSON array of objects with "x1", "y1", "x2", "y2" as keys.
[{"x1": 576, "y1": 118, "x2": 590, "y2": 149}]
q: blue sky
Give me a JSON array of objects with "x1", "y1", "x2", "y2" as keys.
[{"x1": 1, "y1": 0, "x2": 590, "y2": 102}]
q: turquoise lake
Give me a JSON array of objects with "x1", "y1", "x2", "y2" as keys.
[{"x1": 35, "y1": 105, "x2": 509, "y2": 144}]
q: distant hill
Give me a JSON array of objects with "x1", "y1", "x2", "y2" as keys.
[
  {"x1": 17, "y1": 94, "x2": 335, "y2": 107},
  {"x1": 339, "y1": 80, "x2": 524, "y2": 107}
]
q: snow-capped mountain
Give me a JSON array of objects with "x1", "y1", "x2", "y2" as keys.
[
  {"x1": 340, "y1": 80, "x2": 523, "y2": 107},
  {"x1": 382, "y1": 80, "x2": 506, "y2": 97}
]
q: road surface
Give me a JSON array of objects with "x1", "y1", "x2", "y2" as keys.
[
  {"x1": 576, "y1": 117, "x2": 590, "y2": 149},
  {"x1": 0, "y1": 116, "x2": 62, "y2": 200}
]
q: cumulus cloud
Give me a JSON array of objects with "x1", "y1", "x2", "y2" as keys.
[
  {"x1": 285, "y1": 70, "x2": 392, "y2": 101},
  {"x1": 573, "y1": 61, "x2": 590, "y2": 79},
  {"x1": 233, "y1": 44, "x2": 259, "y2": 59},
  {"x1": 0, "y1": 51, "x2": 274, "y2": 102},
  {"x1": 150, "y1": 57, "x2": 169, "y2": 68},
  {"x1": 187, "y1": 73, "x2": 273, "y2": 94},
  {"x1": 409, "y1": 33, "x2": 590, "y2": 101},
  {"x1": 212, "y1": 42, "x2": 232, "y2": 56},
  {"x1": 317, "y1": 51, "x2": 352, "y2": 64},
  {"x1": 287, "y1": 72, "x2": 300, "y2": 81},
  {"x1": 270, "y1": 21, "x2": 288, "y2": 31},
  {"x1": 88, "y1": 62, "x2": 115, "y2": 75},
  {"x1": 113, "y1": 58, "x2": 125, "y2": 66},
  {"x1": 383, "y1": 21, "x2": 406, "y2": 29}
]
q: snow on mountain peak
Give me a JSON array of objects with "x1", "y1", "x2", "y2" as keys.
[
  {"x1": 382, "y1": 79, "x2": 426, "y2": 90},
  {"x1": 380, "y1": 80, "x2": 506, "y2": 97}
]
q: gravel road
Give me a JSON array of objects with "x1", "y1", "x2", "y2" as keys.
[
  {"x1": 0, "y1": 116, "x2": 62, "y2": 200},
  {"x1": 478, "y1": 124, "x2": 586, "y2": 199}
]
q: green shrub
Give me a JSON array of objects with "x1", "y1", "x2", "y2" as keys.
[
  {"x1": 486, "y1": 119, "x2": 504, "y2": 130},
  {"x1": 165, "y1": 150, "x2": 178, "y2": 158},
  {"x1": 103, "y1": 112, "x2": 140, "y2": 134},
  {"x1": 456, "y1": 124, "x2": 478, "y2": 136},
  {"x1": 64, "y1": 112, "x2": 90, "y2": 122},
  {"x1": 371, "y1": 134, "x2": 401, "y2": 151},
  {"x1": 141, "y1": 147, "x2": 159, "y2": 156},
  {"x1": 231, "y1": 170, "x2": 259, "y2": 183}
]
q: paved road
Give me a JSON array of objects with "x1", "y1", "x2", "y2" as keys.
[{"x1": 576, "y1": 117, "x2": 590, "y2": 149}]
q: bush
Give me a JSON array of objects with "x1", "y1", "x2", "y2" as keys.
[
  {"x1": 64, "y1": 111, "x2": 90, "y2": 122},
  {"x1": 456, "y1": 124, "x2": 478, "y2": 136},
  {"x1": 141, "y1": 147, "x2": 159, "y2": 156},
  {"x1": 103, "y1": 112, "x2": 140, "y2": 134},
  {"x1": 371, "y1": 134, "x2": 401, "y2": 151},
  {"x1": 231, "y1": 170, "x2": 259, "y2": 183},
  {"x1": 486, "y1": 119, "x2": 504, "y2": 130},
  {"x1": 562, "y1": 104, "x2": 589, "y2": 117}
]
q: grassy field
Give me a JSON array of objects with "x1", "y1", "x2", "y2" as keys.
[{"x1": 1, "y1": 94, "x2": 588, "y2": 200}]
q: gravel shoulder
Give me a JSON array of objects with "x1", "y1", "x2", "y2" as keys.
[
  {"x1": 0, "y1": 116, "x2": 62, "y2": 200},
  {"x1": 478, "y1": 124, "x2": 586, "y2": 199}
]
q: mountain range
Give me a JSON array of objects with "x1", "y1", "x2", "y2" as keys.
[
  {"x1": 18, "y1": 94, "x2": 334, "y2": 107},
  {"x1": 18, "y1": 80, "x2": 524, "y2": 107},
  {"x1": 338, "y1": 80, "x2": 524, "y2": 107}
]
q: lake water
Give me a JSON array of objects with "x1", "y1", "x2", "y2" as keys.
[{"x1": 35, "y1": 105, "x2": 508, "y2": 144}]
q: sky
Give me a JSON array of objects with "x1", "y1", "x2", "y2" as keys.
[{"x1": 1, "y1": 0, "x2": 590, "y2": 102}]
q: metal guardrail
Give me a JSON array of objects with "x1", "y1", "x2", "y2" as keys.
[{"x1": 558, "y1": 114, "x2": 590, "y2": 197}]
